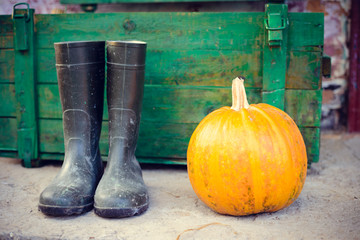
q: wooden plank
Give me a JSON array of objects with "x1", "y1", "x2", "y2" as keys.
[
  {"x1": 37, "y1": 48, "x2": 263, "y2": 87},
  {"x1": 299, "y1": 127, "x2": 320, "y2": 165},
  {"x1": 38, "y1": 118, "x2": 196, "y2": 159},
  {"x1": 35, "y1": 12, "x2": 264, "y2": 50},
  {"x1": 0, "y1": 15, "x2": 14, "y2": 49},
  {"x1": 0, "y1": 50, "x2": 14, "y2": 83},
  {"x1": 0, "y1": 117, "x2": 17, "y2": 151},
  {"x1": 37, "y1": 84, "x2": 320, "y2": 126},
  {"x1": 33, "y1": 12, "x2": 323, "y2": 49},
  {"x1": 36, "y1": 49, "x2": 57, "y2": 84},
  {"x1": 0, "y1": 151, "x2": 18, "y2": 158},
  {"x1": 284, "y1": 89, "x2": 322, "y2": 128},
  {"x1": 37, "y1": 47, "x2": 321, "y2": 90},
  {"x1": 0, "y1": 83, "x2": 16, "y2": 117},
  {"x1": 37, "y1": 152, "x2": 187, "y2": 165},
  {"x1": 37, "y1": 120, "x2": 320, "y2": 163},
  {"x1": 37, "y1": 84, "x2": 262, "y2": 122},
  {"x1": 288, "y1": 13, "x2": 324, "y2": 49},
  {"x1": 286, "y1": 49, "x2": 322, "y2": 90}
]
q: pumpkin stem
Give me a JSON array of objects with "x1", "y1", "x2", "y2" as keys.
[{"x1": 231, "y1": 77, "x2": 250, "y2": 111}]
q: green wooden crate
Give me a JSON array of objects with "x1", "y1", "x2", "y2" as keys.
[{"x1": 0, "y1": 3, "x2": 325, "y2": 167}]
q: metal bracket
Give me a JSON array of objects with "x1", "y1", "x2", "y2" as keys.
[
  {"x1": 264, "y1": 6, "x2": 288, "y2": 46},
  {"x1": 12, "y1": 3, "x2": 39, "y2": 168},
  {"x1": 262, "y1": 3, "x2": 288, "y2": 110},
  {"x1": 12, "y1": 3, "x2": 30, "y2": 51}
]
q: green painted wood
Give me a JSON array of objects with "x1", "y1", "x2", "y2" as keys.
[
  {"x1": 13, "y1": 9, "x2": 38, "y2": 167},
  {"x1": 299, "y1": 127, "x2": 320, "y2": 165},
  {"x1": 38, "y1": 118, "x2": 196, "y2": 159},
  {"x1": 0, "y1": 151, "x2": 18, "y2": 158},
  {"x1": 286, "y1": 49, "x2": 322, "y2": 90},
  {"x1": 37, "y1": 119, "x2": 320, "y2": 164},
  {"x1": 0, "y1": 83, "x2": 16, "y2": 117},
  {"x1": 288, "y1": 13, "x2": 324, "y2": 49},
  {"x1": 1, "y1": 12, "x2": 324, "y2": 50},
  {"x1": 37, "y1": 48, "x2": 263, "y2": 87},
  {"x1": 0, "y1": 10, "x2": 324, "y2": 165},
  {"x1": 0, "y1": 117, "x2": 18, "y2": 151},
  {"x1": 32, "y1": 12, "x2": 323, "y2": 50},
  {"x1": 0, "y1": 50, "x2": 14, "y2": 83},
  {"x1": 36, "y1": 47, "x2": 321, "y2": 90},
  {"x1": 34, "y1": 13, "x2": 264, "y2": 50},
  {"x1": 284, "y1": 89, "x2": 322, "y2": 128},
  {"x1": 37, "y1": 84, "x2": 262, "y2": 121},
  {"x1": 37, "y1": 85, "x2": 320, "y2": 126},
  {"x1": 262, "y1": 3, "x2": 288, "y2": 110},
  {"x1": 0, "y1": 15, "x2": 14, "y2": 49}
]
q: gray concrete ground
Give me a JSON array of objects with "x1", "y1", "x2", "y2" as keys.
[{"x1": 0, "y1": 132, "x2": 359, "y2": 240}]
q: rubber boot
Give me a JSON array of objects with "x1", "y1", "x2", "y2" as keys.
[
  {"x1": 94, "y1": 40, "x2": 149, "y2": 218},
  {"x1": 39, "y1": 41, "x2": 105, "y2": 216}
]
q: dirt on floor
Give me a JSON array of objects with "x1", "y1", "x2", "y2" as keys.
[{"x1": 0, "y1": 132, "x2": 359, "y2": 240}]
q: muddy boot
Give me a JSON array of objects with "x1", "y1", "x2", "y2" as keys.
[
  {"x1": 39, "y1": 41, "x2": 105, "y2": 216},
  {"x1": 94, "y1": 40, "x2": 149, "y2": 218}
]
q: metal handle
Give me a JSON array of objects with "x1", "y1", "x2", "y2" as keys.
[
  {"x1": 12, "y1": 2, "x2": 30, "y2": 22},
  {"x1": 264, "y1": 18, "x2": 287, "y2": 30}
]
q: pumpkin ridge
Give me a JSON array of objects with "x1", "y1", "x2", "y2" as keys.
[
  {"x1": 238, "y1": 108, "x2": 266, "y2": 214},
  {"x1": 249, "y1": 105, "x2": 297, "y2": 211}
]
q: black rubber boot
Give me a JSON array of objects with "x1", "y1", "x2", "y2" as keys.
[
  {"x1": 39, "y1": 41, "x2": 105, "y2": 216},
  {"x1": 94, "y1": 40, "x2": 149, "y2": 218}
]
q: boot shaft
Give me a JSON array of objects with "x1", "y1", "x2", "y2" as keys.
[
  {"x1": 106, "y1": 41, "x2": 147, "y2": 144},
  {"x1": 54, "y1": 41, "x2": 105, "y2": 155},
  {"x1": 55, "y1": 41, "x2": 105, "y2": 115}
]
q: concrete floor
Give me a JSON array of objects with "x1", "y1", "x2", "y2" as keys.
[{"x1": 0, "y1": 132, "x2": 359, "y2": 240}]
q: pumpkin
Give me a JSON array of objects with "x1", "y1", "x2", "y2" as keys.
[{"x1": 187, "y1": 77, "x2": 307, "y2": 216}]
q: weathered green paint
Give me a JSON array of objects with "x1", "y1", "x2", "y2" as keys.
[
  {"x1": 13, "y1": 8, "x2": 38, "y2": 168},
  {"x1": 36, "y1": 47, "x2": 323, "y2": 90},
  {"x1": 0, "y1": 50, "x2": 14, "y2": 83},
  {"x1": 262, "y1": 4, "x2": 288, "y2": 110},
  {"x1": 0, "y1": 83, "x2": 16, "y2": 117},
  {"x1": 286, "y1": 49, "x2": 322, "y2": 90},
  {"x1": 284, "y1": 89, "x2": 322, "y2": 127},
  {"x1": 37, "y1": 84, "x2": 262, "y2": 121},
  {"x1": 0, "y1": 9, "x2": 324, "y2": 166},
  {"x1": 299, "y1": 127, "x2": 320, "y2": 165},
  {"x1": 38, "y1": 118, "x2": 196, "y2": 159},
  {"x1": 0, "y1": 117, "x2": 17, "y2": 151}
]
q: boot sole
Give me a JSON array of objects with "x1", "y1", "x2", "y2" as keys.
[
  {"x1": 38, "y1": 202, "x2": 93, "y2": 216},
  {"x1": 94, "y1": 203, "x2": 149, "y2": 218}
]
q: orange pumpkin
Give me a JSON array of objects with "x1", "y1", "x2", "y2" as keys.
[{"x1": 187, "y1": 77, "x2": 307, "y2": 216}]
